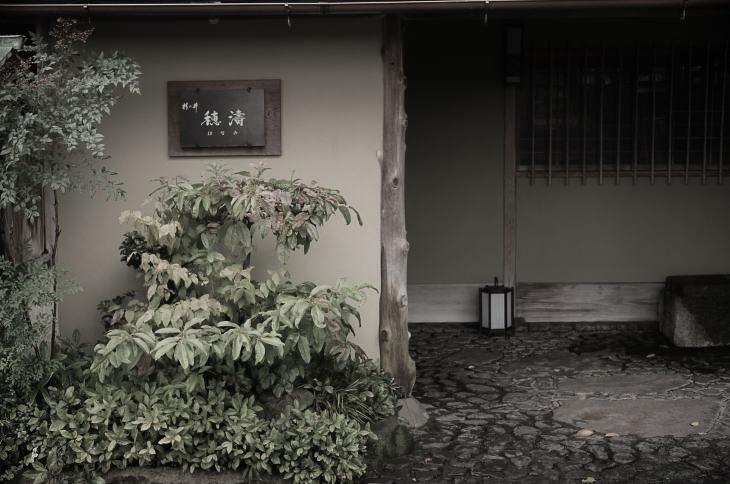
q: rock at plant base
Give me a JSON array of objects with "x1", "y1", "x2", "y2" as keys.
[
  {"x1": 366, "y1": 415, "x2": 415, "y2": 472},
  {"x1": 259, "y1": 388, "x2": 314, "y2": 419},
  {"x1": 660, "y1": 275, "x2": 730, "y2": 347},
  {"x1": 398, "y1": 396, "x2": 429, "y2": 428}
]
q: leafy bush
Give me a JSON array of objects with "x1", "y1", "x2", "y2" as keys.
[
  {"x1": 274, "y1": 408, "x2": 372, "y2": 483},
  {"x1": 0, "y1": 18, "x2": 140, "y2": 220},
  {"x1": 2, "y1": 165, "x2": 398, "y2": 483},
  {"x1": 15, "y1": 372, "x2": 370, "y2": 483},
  {"x1": 0, "y1": 331, "x2": 87, "y2": 482},
  {"x1": 305, "y1": 357, "x2": 399, "y2": 425},
  {"x1": 0, "y1": 257, "x2": 77, "y2": 405},
  {"x1": 0, "y1": 256, "x2": 78, "y2": 482},
  {"x1": 90, "y1": 164, "x2": 371, "y2": 398}
]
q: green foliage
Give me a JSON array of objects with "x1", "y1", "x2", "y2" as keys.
[
  {"x1": 0, "y1": 331, "x2": 88, "y2": 482},
  {"x1": 91, "y1": 164, "x2": 371, "y2": 399},
  {"x1": 119, "y1": 231, "x2": 168, "y2": 269},
  {"x1": 305, "y1": 357, "x2": 399, "y2": 425},
  {"x1": 97, "y1": 291, "x2": 142, "y2": 330},
  {"x1": 7, "y1": 374, "x2": 371, "y2": 484},
  {"x1": 0, "y1": 256, "x2": 76, "y2": 405},
  {"x1": 2, "y1": 165, "x2": 398, "y2": 482},
  {"x1": 274, "y1": 408, "x2": 372, "y2": 483},
  {"x1": 0, "y1": 18, "x2": 141, "y2": 220},
  {"x1": 0, "y1": 401, "x2": 43, "y2": 482}
]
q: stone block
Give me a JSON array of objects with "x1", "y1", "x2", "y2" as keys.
[
  {"x1": 660, "y1": 275, "x2": 730, "y2": 347},
  {"x1": 397, "y1": 397, "x2": 429, "y2": 428},
  {"x1": 366, "y1": 415, "x2": 414, "y2": 473}
]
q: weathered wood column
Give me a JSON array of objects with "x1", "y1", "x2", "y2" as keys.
[
  {"x1": 380, "y1": 15, "x2": 416, "y2": 397},
  {"x1": 0, "y1": 186, "x2": 60, "y2": 345},
  {"x1": 503, "y1": 86, "x2": 517, "y2": 289}
]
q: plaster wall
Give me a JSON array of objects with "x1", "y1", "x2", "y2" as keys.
[
  {"x1": 405, "y1": 21, "x2": 505, "y2": 285},
  {"x1": 516, "y1": 179, "x2": 730, "y2": 283},
  {"x1": 57, "y1": 17, "x2": 384, "y2": 357}
]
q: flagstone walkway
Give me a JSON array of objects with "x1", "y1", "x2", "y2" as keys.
[{"x1": 364, "y1": 323, "x2": 730, "y2": 483}]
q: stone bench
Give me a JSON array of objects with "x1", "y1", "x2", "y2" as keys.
[{"x1": 660, "y1": 275, "x2": 730, "y2": 347}]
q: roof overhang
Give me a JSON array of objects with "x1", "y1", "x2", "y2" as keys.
[{"x1": 1, "y1": 0, "x2": 729, "y2": 18}]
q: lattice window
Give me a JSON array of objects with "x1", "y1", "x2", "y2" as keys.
[{"x1": 518, "y1": 41, "x2": 730, "y2": 184}]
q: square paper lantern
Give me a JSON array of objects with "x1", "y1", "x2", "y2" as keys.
[{"x1": 480, "y1": 278, "x2": 514, "y2": 335}]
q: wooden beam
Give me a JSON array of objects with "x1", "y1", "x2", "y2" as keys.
[
  {"x1": 503, "y1": 86, "x2": 517, "y2": 288},
  {"x1": 408, "y1": 284, "x2": 482, "y2": 323},
  {"x1": 516, "y1": 282, "x2": 663, "y2": 322},
  {"x1": 380, "y1": 15, "x2": 416, "y2": 398}
]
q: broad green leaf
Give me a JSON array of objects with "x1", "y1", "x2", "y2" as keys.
[
  {"x1": 297, "y1": 335, "x2": 310, "y2": 363},
  {"x1": 254, "y1": 340, "x2": 265, "y2": 364}
]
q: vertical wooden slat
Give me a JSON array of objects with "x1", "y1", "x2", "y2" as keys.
[
  {"x1": 721, "y1": 42, "x2": 728, "y2": 184},
  {"x1": 650, "y1": 46, "x2": 657, "y2": 185},
  {"x1": 530, "y1": 49, "x2": 536, "y2": 185},
  {"x1": 707, "y1": 46, "x2": 715, "y2": 178},
  {"x1": 617, "y1": 43, "x2": 623, "y2": 184},
  {"x1": 668, "y1": 45, "x2": 675, "y2": 185},
  {"x1": 702, "y1": 43, "x2": 711, "y2": 185},
  {"x1": 504, "y1": 86, "x2": 517, "y2": 288},
  {"x1": 582, "y1": 47, "x2": 588, "y2": 185},
  {"x1": 548, "y1": 44, "x2": 553, "y2": 185},
  {"x1": 566, "y1": 55, "x2": 571, "y2": 185},
  {"x1": 380, "y1": 15, "x2": 415, "y2": 397},
  {"x1": 686, "y1": 44, "x2": 693, "y2": 185},
  {"x1": 633, "y1": 45, "x2": 640, "y2": 185},
  {"x1": 599, "y1": 44, "x2": 605, "y2": 185}
]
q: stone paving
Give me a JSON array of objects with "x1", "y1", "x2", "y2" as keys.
[{"x1": 364, "y1": 323, "x2": 730, "y2": 483}]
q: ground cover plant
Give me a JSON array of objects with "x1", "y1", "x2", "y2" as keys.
[{"x1": 1, "y1": 164, "x2": 397, "y2": 483}]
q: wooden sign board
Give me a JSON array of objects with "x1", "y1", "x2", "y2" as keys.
[{"x1": 168, "y1": 80, "x2": 281, "y2": 157}]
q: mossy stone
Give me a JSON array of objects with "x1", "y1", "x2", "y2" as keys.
[{"x1": 366, "y1": 415, "x2": 414, "y2": 472}]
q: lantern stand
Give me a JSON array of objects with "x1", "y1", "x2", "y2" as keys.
[{"x1": 479, "y1": 277, "x2": 515, "y2": 338}]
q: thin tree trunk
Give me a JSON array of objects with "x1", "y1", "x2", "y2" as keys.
[
  {"x1": 380, "y1": 15, "x2": 416, "y2": 397},
  {"x1": 0, "y1": 186, "x2": 60, "y2": 351}
]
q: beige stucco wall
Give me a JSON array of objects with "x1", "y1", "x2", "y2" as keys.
[
  {"x1": 405, "y1": 21, "x2": 505, "y2": 285},
  {"x1": 57, "y1": 17, "x2": 383, "y2": 358},
  {"x1": 517, "y1": 178, "x2": 730, "y2": 283}
]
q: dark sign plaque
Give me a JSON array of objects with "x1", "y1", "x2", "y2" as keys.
[
  {"x1": 168, "y1": 80, "x2": 281, "y2": 157},
  {"x1": 179, "y1": 89, "x2": 265, "y2": 148}
]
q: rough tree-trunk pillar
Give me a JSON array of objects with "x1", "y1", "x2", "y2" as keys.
[
  {"x1": 0, "y1": 187, "x2": 60, "y2": 342},
  {"x1": 380, "y1": 15, "x2": 416, "y2": 397}
]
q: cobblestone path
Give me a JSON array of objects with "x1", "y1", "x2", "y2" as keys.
[{"x1": 365, "y1": 324, "x2": 730, "y2": 483}]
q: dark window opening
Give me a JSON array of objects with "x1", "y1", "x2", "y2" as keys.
[{"x1": 518, "y1": 40, "x2": 730, "y2": 184}]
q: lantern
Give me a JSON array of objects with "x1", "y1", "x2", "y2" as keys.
[{"x1": 480, "y1": 277, "x2": 514, "y2": 335}]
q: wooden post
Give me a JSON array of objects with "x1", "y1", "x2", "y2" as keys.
[
  {"x1": 503, "y1": 86, "x2": 517, "y2": 289},
  {"x1": 380, "y1": 15, "x2": 416, "y2": 397}
]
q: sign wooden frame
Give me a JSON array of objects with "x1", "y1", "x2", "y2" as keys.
[{"x1": 167, "y1": 79, "x2": 281, "y2": 157}]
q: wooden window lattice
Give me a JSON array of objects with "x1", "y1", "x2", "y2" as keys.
[{"x1": 518, "y1": 41, "x2": 730, "y2": 185}]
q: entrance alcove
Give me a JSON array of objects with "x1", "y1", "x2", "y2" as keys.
[
  {"x1": 404, "y1": 18, "x2": 506, "y2": 325},
  {"x1": 403, "y1": 15, "x2": 730, "y2": 331}
]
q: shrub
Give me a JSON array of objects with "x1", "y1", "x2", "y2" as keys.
[
  {"x1": 0, "y1": 18, "x2": 140, "y2": 221},
  {"x1": 4, "y1": 165, "x2": 398, "y2": 483},
  {"x1": 305, "y1": 357, "x2": 399, "y2": 425},
  {"x1": 0, "y1": 257, "x2": 68, "y2": 405}
]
